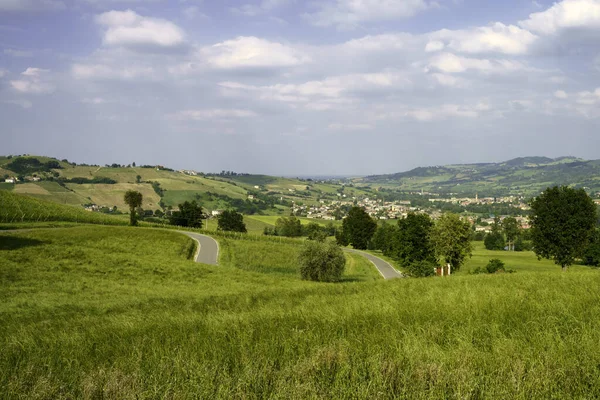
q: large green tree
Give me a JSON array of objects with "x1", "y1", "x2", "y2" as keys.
[
  {"x1": 217, "y1": 210, "x2": 247, "y2": 233},
  {"x1": 169, "y1": 200, "x2": 205, "y2": 228},
  {"x1": 123, "y1": 190, "x2": 143, "y2": 226},
  {"x1": 430, "y1": 213, "x2": 472, "y2": 272},
  {"x1": 342, "y1": 206, "x2": 377, "y2": 250},
  {"x1": 395, "y1": 213, "x2": 436, "y2": 266},
  {"x1": 529, "y1": 186, "x2": 597, "y2": 271}
]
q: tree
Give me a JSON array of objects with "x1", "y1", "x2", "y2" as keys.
[
  {"x1": 124, "y1": 190, "x2": 143, "y2": 226},
  {"x1": 529, "y1": 186, "x2": 597, "y2": 271},
  {"x1": 217, "y1": 210, "x2": 247, "y2": 233},
  {"x1": 484, "y1": 216, "x2": 505, "y2": 250},
  {"x1": 169, "y1": 200, "x2": 204, "y2": 228},
  {"x1": 370, "y1": 222, "x2": 398, "y2": 255},
  {"x1": 502, "y1": 217, "x2": 520, "y2": 251},
  {"x1": 583, "y1": 229, "x2": 600, "y2": 267},
  {"x1": 342, "y1": 206, "x2": 377, "y2": 250},
  {"x1": 395, "y1": 213, "x2": 436, "y2": 266},
  {"x1": 430, "y1": 213, "x2": 473, "y2": 272},
  {"x1": 275, "y1": 216, "x2": 303, "y2": 237},
  {"x1": 303, "y1": 222, "x2": 327, "y2": 242},
  {"x1": 136, "y1": 175, "x2": 142, "y2": 184},
  {"x1": 298, "y1": 240, "x2": 346, "y2": 282}
]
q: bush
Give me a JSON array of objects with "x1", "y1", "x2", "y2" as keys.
[
  {"x1": 472, "y1": 259, "x2": 513, "y2": 274},
  {"x1": 486, "y1": 258, "x2": 506, "y2": 273},
  {"x1": 298, "y1": 240, "x2": 345, "y2": 282},
  {"x1": 407, "y1": 260, "x2": 436, "y2": 278}
]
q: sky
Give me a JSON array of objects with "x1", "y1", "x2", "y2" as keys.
[{"x1": 1, "y1": 0, "x2": 600, "y2": 175}]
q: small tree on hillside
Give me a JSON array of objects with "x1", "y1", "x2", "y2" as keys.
[
  {"x1": 529, "y1": 186, "x2": 597, "y2": 271},
  {"x1": 275, "y1": 216, "x2": 303, "y2": 237},
  {"x1": 217, "y1": 209, "x2": 247, "y2": 233},
  {"x1": 342, "y1": 206, "x2": 377, "y2": 250},
  {"x1": 169, "y1": 200, "x2": 204, "y2": 228},
  {"x1": 124, "y1": 190, "x2": 143, "y2": 226},
  {"x1": 298, "y1": 240, "x2": 346, "y2": 282},
  {"x1": 430, "y1": 213, "x2": 473, "y2": 272}
]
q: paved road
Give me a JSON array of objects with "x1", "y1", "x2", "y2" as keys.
[
  {"x1": 178, "y1": 231, "x2": 219, "y2": 265},
  {"x1": 344, "y1": 249, "x2": 404, "y2": 279}
]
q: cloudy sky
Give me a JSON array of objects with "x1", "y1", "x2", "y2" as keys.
[{"x1": 1, "y1": 0, "x2": 600, "y2": 175}]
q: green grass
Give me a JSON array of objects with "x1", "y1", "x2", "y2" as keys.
[
  {"x1": 0, "y1": 190, "x2": 128, "y2": 225},
  {"x1": 219, "y1": 236, "x2": 380, "y2": 282},
  {"x1": 2, "y1": 226, "x2": 600, "y2": 397},
  {"x1": 461, "y1": 241, "x2": 580, "y2": 274}
]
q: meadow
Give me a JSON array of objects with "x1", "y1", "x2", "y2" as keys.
[
  {"x1": 0, "y1": 190, "x2": 128, "y2": 226},
  {"x1": 2, "y1": 224, "x2": 600, "y2": 398}
]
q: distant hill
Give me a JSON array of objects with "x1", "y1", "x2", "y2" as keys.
[
  {"x1": 0, "y1": 155, "x2": 373, "y2": 213},
  {"x1": 359, "y1": 156, "x2": 600, "y2": 196}
]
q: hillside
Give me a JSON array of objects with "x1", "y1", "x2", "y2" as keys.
[
  {"x1": 0, "y1": 155, "x2": 366, "y2": 214},
  {"x1": 359, "y1": 156, "x2": 600, "y2": 196}
]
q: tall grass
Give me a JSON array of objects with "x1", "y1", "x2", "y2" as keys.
[{"x1": 2, "y1": 226, "x2": 600, "y2": 398}]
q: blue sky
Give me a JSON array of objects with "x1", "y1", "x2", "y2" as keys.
[{"x1": 1, "y1": 0, "x2": 600, "y2": 175}]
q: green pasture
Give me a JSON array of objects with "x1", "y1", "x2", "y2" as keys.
[
  {"x1": 2, "y1": 226, "x2": 600, "y2": 398},
  {"x1": 0, "y1": 190, "x2": 128, "y2": 225}
]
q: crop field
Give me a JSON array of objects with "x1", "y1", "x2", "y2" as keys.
[{"x1": 2, "y1": 224, "x2": 600, "y2": 398}]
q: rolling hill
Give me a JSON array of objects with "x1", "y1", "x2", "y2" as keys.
[{"x1": 359, "y1": 156, "x2": 600, "y2": 196}]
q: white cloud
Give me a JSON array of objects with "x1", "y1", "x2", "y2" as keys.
[
  {"x1": 170, "y1": 109, "x2": 258, "y2": 121},
  {"x1": 0, "y1": 0, "x2": 64, "y2": 11},
  {"x1": 10, "y1": 67, "x2": 55, "y2": 94},
  {"x1": 82, "y1": 97, "x2": 107, "y2": 104},
  {"x1": 305, "y1": 0, "x2": 431, "y2": 29},
  {"x1": 4, "y1": 48, "x2": 33, "y2": 57},
  {"x1": 519, "y1": 0, "x2": 600, "y2": 35},
  {"x1": 425, "y1": 40, "x2": 445, "y2": 52},
  {"x1": 328, "y1": 123, "x2": 373, "y2": 130},
  {"x1": 182, "y1": 6, "x2": 207, "y2": 20},
  {"x1": 220, "y1": 70, "x2": 411, "y2": 107},
  {"x1": 3, "y1": 99, "x2": 32, "y2": 109},
  {"x1": 575, "y1": 88, "x2": 600, "y2": 104},
  {"x1": 430, "y1": 23, "x2": 538, "y2": 55},
  {"x1": 95, "y1": 10, "x2": 186, "y2": 50},
  {"x1": 72, "y1": 63, "x2": 155, "y2": 80},
  {"x1": 554, "y1": 90, "x2": 568, "y2": 99},
  {"x1": 231, "y1": 0, "x2": 291, "y2": 16},
  {"x1": 427, "y1": 53, "x2": 526, "y2": 74},
  {"x1": 430, "y1": 73, "x2": 462, "y2": 87},
  {"x1": 203, "y1": 36, "x2": 310, "y2": 69},
  {"x1": 0, "y1": 69, "x2": 6, "y2": 78}
]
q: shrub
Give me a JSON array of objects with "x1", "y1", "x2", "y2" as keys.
[
  {"x1": 298, "y1": 240, "x2": 345, "y2": 282},
  {"x1": 407, "y1": 260, "x2": 437, "y2": 278},
  {"x1": 486, "y1": 258, "x2": 506, "y2": 274}
]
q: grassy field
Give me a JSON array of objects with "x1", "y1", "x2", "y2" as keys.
[
  {"x1": 219, "y1": 236, "x2": 380, "y2": 282},
  {"x1": 0, "y1": 190, "x2": 128, "y2": 225},
  {"x1": 2, "y1": 225, "x2": 600, "y2": 398}
]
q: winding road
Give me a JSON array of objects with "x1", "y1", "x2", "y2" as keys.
[
  {"x1": 178, "y1": 231, "x2": 219, "y2": 265},
  {"x1": 344, "y1": 248, "x2": 404, "y2": 279},
  {"x1": 178, "y1": 230, "x2": 403, "y2": 280}
]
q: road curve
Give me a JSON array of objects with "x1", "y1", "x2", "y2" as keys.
[
  {"x1": 178, "y1": 231, "x2": 219, "y2": 265},
  {"x1": 344, "y1": 249, "x2": 404, "y2": 280}
]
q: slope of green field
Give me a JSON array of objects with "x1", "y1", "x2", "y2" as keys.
[
  {"x1": 2, "y1": 226, "x2": 600, "y2": 398},
  {"x1": 0, "y1": 191, "x2": 127, "y2": 225}
]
